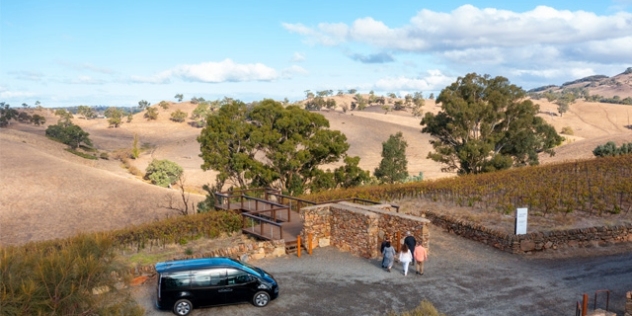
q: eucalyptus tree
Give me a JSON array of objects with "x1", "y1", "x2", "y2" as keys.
[{"x1": 421, "y1": 73, "x2": 563, "y2": 175}]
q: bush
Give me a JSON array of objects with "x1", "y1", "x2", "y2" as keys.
[
  {"x1": 111, "y1": 211, "x2": 242, "y2": 249},
  {"x1": 561, "y1": 126, "x2": 574, "y2": 135},
  {"x1": 170, "y1": 109, "x2": 187, "y2": 122},
  {"x1": 46, "y1": 123, "x2": 93, "y2": 149},
  {"x1": 65, "y1": 148, "x2": 98, "y2": 160},
  {"x1": 0, "y1": 234, "x2": 144, "y2": 315},
  {"x1": 593, "y1": 141, "x2": 632, "y2": 157},
  {"x1": 144, "y1": 159, "x2": 183, "y2": 187},
  {"x1": 144, "y1": 107, "x2": 158, "y2": 120}
]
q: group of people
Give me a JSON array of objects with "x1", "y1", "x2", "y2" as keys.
[{"x1": 380, "y1": 231, "x2": 427, "y2": 276}]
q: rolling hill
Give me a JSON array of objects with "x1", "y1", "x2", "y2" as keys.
[{"x1": 1, "y1": 74, "x2": 631, "y2": 246}]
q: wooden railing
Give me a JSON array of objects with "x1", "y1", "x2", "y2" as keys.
[
  {"x1": 214, "y1": 188, "x2": 400, "y2": 242},
  {"x1": 265, "y1": 189, "x2": 400, "y2": 213}
]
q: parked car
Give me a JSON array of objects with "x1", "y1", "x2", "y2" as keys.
[{"x1": 155, "y1": 257, "x2": 279, "y2": 315}]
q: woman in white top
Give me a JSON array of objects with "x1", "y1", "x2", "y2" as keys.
[{"x1": 398, "y1": 244, "x2": 413, "y2": 276}]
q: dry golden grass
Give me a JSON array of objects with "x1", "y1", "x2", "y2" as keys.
[{"x1": 1, "y1": 96, "x2": 630, "y2": 246}]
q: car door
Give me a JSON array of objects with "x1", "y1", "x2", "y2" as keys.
[
  {"x1": 190, "y1": 268, "x2": 226, "y2": 307},
  {"x1": 223, "y1": 268, "x2": 258, "y2": 304}
]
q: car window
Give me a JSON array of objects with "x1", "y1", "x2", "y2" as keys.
[
  {"x1": 226, "y1": 268, "x2": 252, "y2": 285},
  {"x1": 164, "y1": 271, "x2": 191, "y2": 290},
  {"x1": 191, "y1": 269, "x2": 226, "y2": 287}
]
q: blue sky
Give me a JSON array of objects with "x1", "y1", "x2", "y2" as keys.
[{"x1": 1, "y1": 0, "x2": 631, "y2": 107}]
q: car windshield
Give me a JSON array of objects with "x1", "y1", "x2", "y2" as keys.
[{"x1": 236, "y1": 260, "x2": 264, "y2": 277}]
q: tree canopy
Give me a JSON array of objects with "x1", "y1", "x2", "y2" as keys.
[
  {"x1": 198, "y1": 99, "x2": 368, "y2": 194},
  {"x1": 421, "y1": 73, "x2": 563, "y2": 175},
  {"x1": 46, "y1": 123, "x2": 93, "y2": 149},
  {"x1": 374, "y1": 132, "x2": 409, "y2": 184},
  {"x1": 145, "y1": 159, "x2": 183, "y2": 187}
]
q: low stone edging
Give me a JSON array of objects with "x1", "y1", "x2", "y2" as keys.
[
  {"x1": 129, "y1": 239, "x2": 286, "y2": 276},
  {"x1": 423, "y1": 211, "x2": 632, "y2": 254}
]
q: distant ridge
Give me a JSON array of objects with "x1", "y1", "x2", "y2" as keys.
[{"x1": 527, "y1": 67, "x2": 632, "y2": 99}]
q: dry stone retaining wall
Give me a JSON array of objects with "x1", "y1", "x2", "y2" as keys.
[
  {"x1": 301, "y1": 202, "x2": 430, "y2": 259},
  {"x1": 131, "y1": 239, "x2": 286, "y2": 276},
  {"x1": 423, "y1": 211, "x2": 632, "y2": 254}
]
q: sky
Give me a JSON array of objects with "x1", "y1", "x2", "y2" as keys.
[{"x1": 1, "y1": 0, "x2": 631, "y2": 108}]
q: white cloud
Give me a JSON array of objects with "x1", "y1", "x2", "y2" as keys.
[
  {"x1": 0, "y1": 86, "x2": 35, "y2": 99},
  {"x1": 281, "y1": 65, "x2": 308, "y2": 78},
  {"x1": 66, "y1": 76, "x2": 107, "y2": 85},
  {"x1": 9, "y1": 71, "x2": 45, "y2": 82},
  {"x1": 373, "y1": 70, "x2": 455, "y2": 91},
  {"x1": 292, "y1": 52, "x2": 306, "y2": 62},
  {"x1": 57, "y1": 60, "x2": 115, "y2": 74},
  {"x1": 286, "y1": 5, "x2": 632, "y2": 84},
  {"x1": 131, "y1": 59, "x2": 280, "y2": 84}
]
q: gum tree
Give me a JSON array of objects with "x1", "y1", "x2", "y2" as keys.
[{"x1": 421, "y1": 73, "x2": 563, "y2": 175}]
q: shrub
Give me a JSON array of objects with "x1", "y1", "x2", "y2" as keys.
[
  {"x1": 170, "y1": 109, "x2": 187, "y2": 122},
  {"x1": 144, "y1": 107, "x2": 158, "y2": 120},
  {"x1": 593, "y1": 141, "x2": 632, "y2": 157},
  {"x1": 65, "y1": 148, "x2": 98, "y2": 160},
  {"x1": 561, "y1": 126, "x2": 574, "y2": 135},
  {"x1": 31, "y1": 114, "x2": 46, "y2": 126},
  {"x1": 131, "y1": 134, "x2": 140, "y2": 159},
  {"x1": 144, "y1": 159, "x2": 183, "y2": 187},
  {"x1": 159, "y1": 101, "x2": 169, "y2": 110},
  {"x1": 46, "y1": 123, "x2": 93, "y2": 149},
  {"x1": 0, "y1": 234, "x2": 144, "y2": 315}
]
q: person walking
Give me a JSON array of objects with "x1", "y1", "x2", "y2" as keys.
[
  {"x1": 403, "y1": 231, "x2": 416, "y2": 266},
  {"x1": 413, "y1": 243, "x2": 428, "y2": 276},
  {"x1": 381, "y1": 241, "x2": 396, "y2": 272},
  {"x1": 380, "y1": 237, "x2": 390, "y2": 255},
  {"x1": 398, "y1": 244, "x2": 413, "y2": 276}
]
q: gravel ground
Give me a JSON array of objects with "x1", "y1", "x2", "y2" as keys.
[{"x1": 134, "y1": 225, "x2": 632, "y2": 316}]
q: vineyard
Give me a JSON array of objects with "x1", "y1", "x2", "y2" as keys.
[{"x1": 304, "y1": 155, "x2": 632, "y2": 218}]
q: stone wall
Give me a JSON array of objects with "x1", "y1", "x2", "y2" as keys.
[
  {"x1": 423, "y1": 211, "x2": 632, "y2": 254},
  {"x1": 131, "y1": 239, "x2": 286, "y2": 276},
  {"x1": 301, "y1": 202, "x2": 430, "y2": 259},
  {"x1": 626, "y1": 291, "x2": 632, "y2": 316}
]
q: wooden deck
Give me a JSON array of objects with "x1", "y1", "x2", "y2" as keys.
[
  {"x1": 214, "y1": 190, "x2": 302, "y2": 243},
  {"x1": 214, "y1": 188, "x2": 397, "y2": 247}
]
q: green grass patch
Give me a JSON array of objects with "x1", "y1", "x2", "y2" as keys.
[{"x1": 65, "y1": 148, "x2": 98, "y2": 159}]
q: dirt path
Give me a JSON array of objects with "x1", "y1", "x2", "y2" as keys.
[{"x1": 133, "y1": 225, "x2": 632, "y2": 316}]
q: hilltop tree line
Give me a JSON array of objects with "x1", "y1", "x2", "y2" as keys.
[{"x1": 4, "y1": 73, "x2": 564, "y2": 196}]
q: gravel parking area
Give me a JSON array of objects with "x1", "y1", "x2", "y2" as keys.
[{"x1": 135, "y1": 225, "x2": 632, "y2": 316}]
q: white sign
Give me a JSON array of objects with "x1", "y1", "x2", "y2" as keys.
[{"x1": 515, "y1": 208, "x2": 528, "y2": 235}]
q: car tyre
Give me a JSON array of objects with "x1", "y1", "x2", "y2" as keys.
[
  {"x1": 173, "y1": 299, "x2": 192, "y2": 316},
  {"x1": 252, "y1": 291, "x2": 270, "y2": 307}
]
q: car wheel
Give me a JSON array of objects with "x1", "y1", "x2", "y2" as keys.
[
  {"x1": 252, "y1": 291, "x2": 270, "y2": 307},
  {"x1": 173, "y1": 299, "x2": 192, "y2": 316}
]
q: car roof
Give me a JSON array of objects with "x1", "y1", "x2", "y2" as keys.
[{"x1": 155, "y1": 257, "x2": 245, "y2": 273}]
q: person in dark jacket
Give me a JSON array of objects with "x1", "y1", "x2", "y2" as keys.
[
  {"x1": 380, "y1": 237, "x2": 391, "y2": 255},
  {"x1": 403, "y1": 231, "x2": 416, "y2": 265}
]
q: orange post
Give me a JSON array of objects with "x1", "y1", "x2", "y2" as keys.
[
  {"x1": 396, "y1": 231, "x2": 401, "y2": 247},
  {"x1": 297, "y1": 235, "x2": 301, "y2": 258},
  {"x1": 582, "y1": 293, "x2": 588, "y2": 316},
  {"x1": 308, "y1": 232, "x2": 313, "y2": 255}
]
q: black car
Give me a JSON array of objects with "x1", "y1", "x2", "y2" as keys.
[{"x1": 155, "y1": 257, "x2": 279, "y2": 315}]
